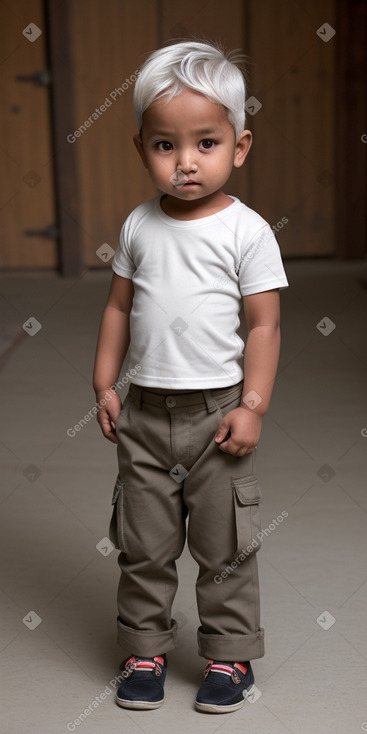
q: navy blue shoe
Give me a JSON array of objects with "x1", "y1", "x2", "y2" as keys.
[
  {"x1": 116, "y1": 654, "x2": 167, "y2": 710},
  {"x1": 195, "y1": 660, "x2": 255, "y2": 713}
]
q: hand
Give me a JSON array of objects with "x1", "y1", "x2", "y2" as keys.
[
  {"x1": 215, "y1": 407, "x2": 262, "y2": 456},
  {"x1": 95, "y1": 389, "x2": 121, "y2": 444}
]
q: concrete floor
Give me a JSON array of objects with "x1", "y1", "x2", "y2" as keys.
[{"x1": 1, "y1": 259, "x2": 367, "y2": 734}]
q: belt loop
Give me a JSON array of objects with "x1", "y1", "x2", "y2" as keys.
[
  {"x1": 131, "y1": 384, "x2": 142, "y2": 409},
  {"x1": 202, "y1": 389, "x2": 217, "y2": 414}
]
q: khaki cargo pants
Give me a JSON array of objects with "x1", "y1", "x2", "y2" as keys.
[{"x1": 109, "y1": 379, "x2": 265, "y2": 661}]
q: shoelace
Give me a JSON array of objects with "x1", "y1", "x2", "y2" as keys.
[{"x1": 120, "y1": 655, "x2": 165, "y2": 678}]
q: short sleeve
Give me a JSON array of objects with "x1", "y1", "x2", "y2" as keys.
[
  {"x1": 111, "y1": 219, "x2": 136, "y2": 279},
  {"x1": 238, "y1": 224, "x2": 289, "y2": 296}
]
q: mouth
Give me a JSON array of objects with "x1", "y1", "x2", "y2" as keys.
[
  {"x1": 170, "y1": 172, "x2": 200, "y2": 188},
  {"x1": 177, "y1": 180, "x2": 200, "y2": 188}
]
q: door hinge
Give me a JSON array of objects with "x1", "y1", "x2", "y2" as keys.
[
  {"x1": 24, "y1": 224, "x2": 59, "y2": 239},
  {"x1": 16, "y1": 70, "x2": 51, "y2": 87}
]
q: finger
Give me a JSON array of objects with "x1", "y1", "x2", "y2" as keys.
[
  {"x1": 99, "y1": 415, "x2": 118, "y2": 443},
  {"x1": 236, "y1": 446, "x2": 253, "y2": 456},
  {"x1": 218, "y1": 439, "x2": 235, "y2": 454},
  {"x1": 105, "y1": 432, "x2": 118, "y2": 444},
  {"x1": 102, "y1": 419, "x2": 118, "y2": 443},
  {"x1": 215, "y1": 423, "x2": 230, "y2": 443},
  {"x1": 218, "y1": 442, "x2": 228, "y2": 452},
  {"x1": 219, "y1": 440, "x2": 252, "y2": 456}
]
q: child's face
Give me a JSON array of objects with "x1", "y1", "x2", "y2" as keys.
[{"x1": 134, "y1": 88, "x2": 251, "y2": 204}]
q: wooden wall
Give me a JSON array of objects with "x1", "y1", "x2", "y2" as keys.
[
  {"x1": 67, "y1": 0, "x2": 248, "y2": 268},
  {"x1": 0, "y1": 0, "x2": 365, "y2": 270},
  {"x1": 0, "y1": 0, "x2": 57, "y2": 268},
  {"x1": 244, "y1": 0, "x2": 336, "y2": 257}
]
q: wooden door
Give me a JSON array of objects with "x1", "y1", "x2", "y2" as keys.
[{"x1": 0, "y1": 0, "x2": 57, "y2": 267}]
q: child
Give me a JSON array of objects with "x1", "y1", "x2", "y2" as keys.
[{"x1": 93, "y1": 40, "x2": 288, "y2": 714}]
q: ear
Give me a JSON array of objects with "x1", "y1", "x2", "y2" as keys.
[
  {"x1": 233, "y1": 130, "x2": 252, "y2": 168},
  {"x1": 133, "y1": 134, "x2": 148, "y2": 168}
]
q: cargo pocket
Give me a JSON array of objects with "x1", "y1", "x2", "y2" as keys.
[
  {"x1": 108, "y1": 474, "x2": 127, "y2": 552},
  {"x1": 232, "y1": 475, "x2": 262, "y2": 555}
]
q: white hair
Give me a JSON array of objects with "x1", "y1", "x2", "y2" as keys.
[{"x1": 133, "y1": 40, "x2": 247, "y2": 140}]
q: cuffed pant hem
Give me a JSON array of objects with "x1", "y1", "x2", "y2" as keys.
[
  {"x1": 197, "y1": 626, "x2": 265, "y2": 661},
  {"x1": 117, "y1": 617, "x2": 179, "y2": 657}
]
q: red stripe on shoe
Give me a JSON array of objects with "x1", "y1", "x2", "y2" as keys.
[
  {"x1": 135, "y1": 661, "x2": 156, "y2": 670},
  {"x1": 154, "y1": 656, "x2": 164, "y2": 665},
  {"x1": 234, "y1": 662, "x2": 248, "y2": 675},
  {"x1": 210, "y1": 664, "x2": 234, "y2": 676}
]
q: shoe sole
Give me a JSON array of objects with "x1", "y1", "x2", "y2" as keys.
[
  {"x1": 195, "y1": 684, "x2": 255, "y2": 714},
  {"x1": 116, "y1": 694, "x2": 164, "y2": 710}
]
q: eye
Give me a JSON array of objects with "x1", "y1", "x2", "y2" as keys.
[
  {"x1": 199, "y1": 139, "x2": 215, "y2": 150},
  {"x1": 155, "y1": 141, "x2": 173, "y2": 151}
]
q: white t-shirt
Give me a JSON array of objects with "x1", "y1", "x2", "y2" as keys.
[{"x1": 112, "y1": 195, "x2": 289, "y2": 388}]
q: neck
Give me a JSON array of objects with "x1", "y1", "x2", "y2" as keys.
[{"x1": 160, "y1": 191, "x2": 233, "y2": 220}]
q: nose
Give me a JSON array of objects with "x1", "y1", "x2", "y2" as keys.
[{"x1": 176, "y1": 147, "x2": 198, "y2": 174}]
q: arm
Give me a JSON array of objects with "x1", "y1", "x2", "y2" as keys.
[
  {"x1": 215, "y1": 289, "x2": 281, "y2": 456},
  {"x1": 93, "y1": 273, "x2": 134, "y2": 443}
]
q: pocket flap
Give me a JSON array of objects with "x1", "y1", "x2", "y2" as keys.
[
  {"x1": 232, "y1": 475, "x2": 262, "y2": 505},
  {"x1": 112, "y1": 474, "x2": 125, "y2": 504}
]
